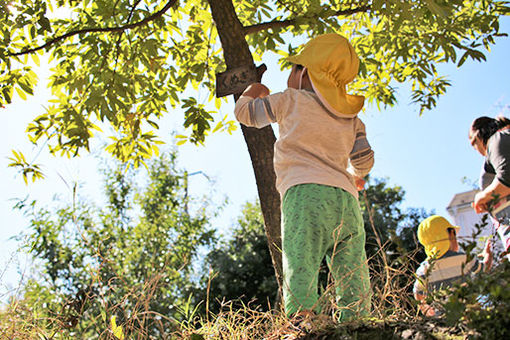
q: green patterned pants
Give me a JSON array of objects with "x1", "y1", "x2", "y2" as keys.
[{"x1": 282, "y1": 183, "x2": 371, "y2": 321}]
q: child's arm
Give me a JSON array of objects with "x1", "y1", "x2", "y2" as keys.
[
  {"x1": 415, "y1": 293, "x2": 436, "y2": 317},
  {"x1": 348, "y1": 118, "x2": 374, "y2": 182},
  {"x1": 234, "y1": 83, "x2": 278, "y2": 128},
  {"x1": 413, "y1": 268, "x2": 436, "y2": 316}
]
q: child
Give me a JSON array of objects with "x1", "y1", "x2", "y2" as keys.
[
  {"x1": 234, "y1": 33, "x2": 374, "y2": 321},
  {"x1": 414, "y1": 215, "x2": 490, "y2": 316}
]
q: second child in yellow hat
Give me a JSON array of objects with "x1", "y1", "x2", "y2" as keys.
[
  {"x1": 234, "y1": 33, "x2": 373, "y2": 322},
  {"x1": 414, "y1": 215, "x2": 492, "y2": 316},
  {"x1": 418, "y1": 215, "x2": 461, "y2": 260}
]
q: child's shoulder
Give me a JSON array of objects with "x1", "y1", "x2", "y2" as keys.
[
  {"x1": 280, "y1": 88, "x2": 330, "y2": 105},
  {"x1": 271, "y1": 88, "x2": 318, "y2": 105},
  {"x1": 281, "y1": 87, "x2": 311, "y2": 97}
]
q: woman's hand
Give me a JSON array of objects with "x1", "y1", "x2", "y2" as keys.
[
  {"x1": 473, "y1": 191, "x2": 490, "y2": 213},
  {"x1": 473, "y1": 178, "x2": 510, "y2": 213},
  {"x1": 479, "y1": 239, "x2": 493, "y2": 271}
]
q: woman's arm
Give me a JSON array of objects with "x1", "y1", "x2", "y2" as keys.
[
  {"x1": 473, "y1": 177, "x2": 510, "y2": 213},
  {"x1": 474, "y1": 132, "x2": 510, "y2": 213}
]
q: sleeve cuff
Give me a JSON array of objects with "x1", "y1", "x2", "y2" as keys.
[{"x1": 497, "y1": 175, "x2": 510, "y2": 188}]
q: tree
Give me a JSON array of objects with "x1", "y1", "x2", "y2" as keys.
[
  {"x1": 3, "y1": 0, "x2": 509, "y2": 294},
  {"x1": 196, "y1": 177, "x2": 430, "y2": 315},
  {"x1": 11, "y1": 152, "x2": 216, "y2": 338}
]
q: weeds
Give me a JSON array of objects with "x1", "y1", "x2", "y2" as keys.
[
  {"x1": 2, "y1": 173, "x2": 509, "y2": 338},
  {"x1": 1, "y1": 234, "x2": 508, "y2": 339},
  {"x1": 0, "y1": 210, "x2": 430, "y2": 339}
]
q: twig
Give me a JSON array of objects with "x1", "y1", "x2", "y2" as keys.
[
  {"x1": 243, "y1": 5, "x2": 371, "y2": 35},
  {"x1": 7, "y1": 0, "x2": 177, "y2": 57},
  {"x1": 362, "y1": 190, "x2": 392, "y2": 300},
  {"x1": 112, "y1": 0, "x2": 143, "y2": 86}
]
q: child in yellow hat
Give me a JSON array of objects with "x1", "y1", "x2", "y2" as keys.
[
  {"x1": 234, "y1": 33, "x2": 373, "y2": 321},
  {"x1": 414, "y1": 215, "x2": 491, "y2": 316}
]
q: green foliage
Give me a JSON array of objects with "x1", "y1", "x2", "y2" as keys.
[
  {"x1": 413, "y1": 214, "x2": 510, "y2": 339},
  {"x1": 359, "y1": 177, "x2": 430, "y2": 263},
  {"x1": 1, "y1": 0, "x2": 508, "y2": 164},
  {"x1": 7, "y1": 149, "x2": 45, "y2": 184},
  {"x1": 182, "y1": 97, "x2": 216, "y2": 145},
  {"x1": 196, "y1": 201, "x2": 278, "y2": 314},
  {"x1": 454, "y1": 261, "x2": 510, "y2": 339},
  {"x1": 11, "y1": 151, "x2": 216, "y2": 338},
  {"x1": 0, "y1": 280, "x2": 69, "y2": 339}
]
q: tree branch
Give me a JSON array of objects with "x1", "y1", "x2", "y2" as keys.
[
  {"x1": 243, "y1": 5, "x2": 371, "y2": 35},
  {"x1": 112, "y1": 0, "x2": 143, "y2": 89},
  {"x1": 8, "y1": 0, "x2": 177, "y2": 57}
]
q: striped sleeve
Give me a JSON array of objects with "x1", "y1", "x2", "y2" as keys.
[
  {"x1": 415, "y1": 254, "x2": 482, "y2": 295},
  {"x1": 234, "y1": 95, "x2": 277, "y2": 128},
  {"x1": 349, "y1": 118, "x2": 374, "y2": 178}
]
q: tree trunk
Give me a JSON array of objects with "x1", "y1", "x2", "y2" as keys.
[{"x1": 206, "y1": 0, "x2": 283, "y2": 300}]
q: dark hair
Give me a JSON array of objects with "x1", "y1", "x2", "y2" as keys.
[
  {"x1": 447, "y1": 227, "x2": 457, "y2": 237},
  {"x1": 470, "y1": 116, "x2": 510, "y2": 146}
]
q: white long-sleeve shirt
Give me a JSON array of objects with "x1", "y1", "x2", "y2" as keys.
[{"x1": 234, "y1": 88, "x2": 374, "y2": 200}]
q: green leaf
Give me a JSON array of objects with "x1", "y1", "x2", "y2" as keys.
[
  {"x1": 457, "y1": 50, "x2": 470, "y2": 67},
  {"x1": 212, "y1": 121, "x2": 223, "y2": 133},
  {"x1": 38, "y1": 16, "x2": 51, "y2": 32},
  {"x1": 110, "y1": 316, "x2": 124, "y2": 340},
  {"x1": 31, "y1": 53, "x2": 40, "y2": 66},
  {"x1": 0, "y1": 0, "x2": 506, "y2": 161},
  {"x1": 15, "y1": 87, "x2": 27, "y2": 100}
]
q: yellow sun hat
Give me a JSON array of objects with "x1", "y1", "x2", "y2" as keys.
[
  {"x1": 418, "y1": 215, "x2": 460, "y2": 259},
  {"x1": 286, "y1": 33, "x2": 365, "y2": 117}
]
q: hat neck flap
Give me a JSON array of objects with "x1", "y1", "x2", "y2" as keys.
[{"x1": 310, "y1": 79, "x2": 358, "y2": 118}]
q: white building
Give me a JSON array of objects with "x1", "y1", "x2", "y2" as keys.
[{"x1": 446, "y1": 189, "x2": 495, "y2": 250}]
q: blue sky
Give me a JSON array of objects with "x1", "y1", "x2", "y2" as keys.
[{"x1": 1, "y1": 18, "x2": 509, "y2": 296}]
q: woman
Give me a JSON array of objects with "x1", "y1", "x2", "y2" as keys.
[{"x1": 469, "y1": 116, "x2": 510, "y2": 257}]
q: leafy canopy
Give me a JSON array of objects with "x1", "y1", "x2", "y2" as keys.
[{"x1": 2, "y1": 0, "x2": 509, "y2": 170}]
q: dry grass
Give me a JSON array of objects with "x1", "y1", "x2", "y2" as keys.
[
  {"x1": 177, "y1": 301, "x2": 338, "y2": 340},
  {"x1": 0, "y1": 194, "x2": 474, "y2": 339},
  {"x1": 0, "y1": 261, "x2": 472, "y2": 340},
  {"x1": 0, "y1": 262, "x2": 417, "y2": 340},
  {"x1": 0, "y1": 232, "x2": 425, "y2": 339}
]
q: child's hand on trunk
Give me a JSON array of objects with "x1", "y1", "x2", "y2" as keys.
[{"x1": 242, "y1": 83, "x2": 270, "y2": 99}]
